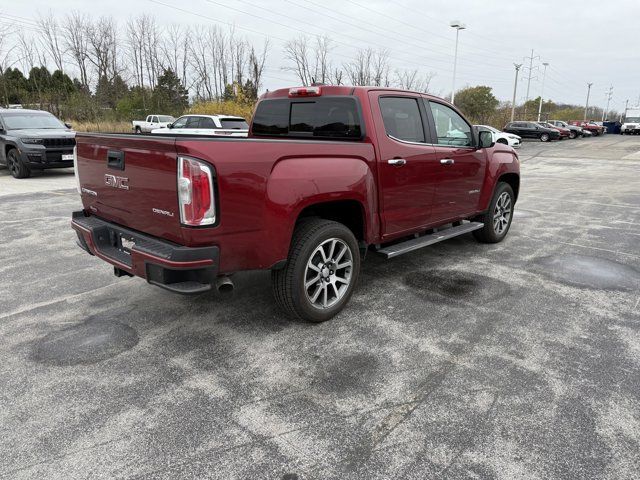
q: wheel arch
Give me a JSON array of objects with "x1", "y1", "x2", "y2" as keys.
[
  {"x1": 498, "y1": 172, "x2": 520, "y2": 202},
  {"x1": 295, "y1": 199, "x2": 367, "y2": 242}
]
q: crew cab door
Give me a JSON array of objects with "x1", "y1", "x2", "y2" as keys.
[
  {"x1": 369, "y1": 92, "x2": 439, "y2": 239},
  {"x1": 425, "y1": 100, "x2": 485, "y2": 222}
]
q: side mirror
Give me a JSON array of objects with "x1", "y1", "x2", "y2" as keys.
[
  {"x1": 167, "y1": 123, "x2": 173, "y2": 129},
  {"x1": 65, "y1": 123, "x2": 72, "y2": 129},
  {"x1": 478, "y1": 130, "x2": 495, "y2": 149}
]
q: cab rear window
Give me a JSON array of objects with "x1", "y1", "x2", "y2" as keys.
[{"x1": 252, "y1": 97, "x2": 362, "y2": 139}]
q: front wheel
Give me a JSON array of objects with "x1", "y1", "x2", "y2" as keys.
[
  {"x1": 473, "y1": 182, "x2": 514, "y2": 243},
  {"x1": 7, "y1": 148, "x2": 31, "y2": 179},
  {"x1": 569, "y1": 131, "x2": 577, "y2": 139},
  {"x1": 272, "y1": 219, "x2": 360, "y2": 322},
  {"x1": 540, "y1": 133, "x2": 550, "y2": 142}
]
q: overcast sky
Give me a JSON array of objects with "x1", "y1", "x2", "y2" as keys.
[{"x1": 3, "y1": 0, "x2": 639, "y2": 111}]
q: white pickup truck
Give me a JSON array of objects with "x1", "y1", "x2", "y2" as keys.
[{"x1": 131, "y1": 115, "x2": 175, "y2": 134}]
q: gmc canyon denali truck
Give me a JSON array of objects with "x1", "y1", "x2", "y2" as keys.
[
  {"x1": 0, "y1": 109, "x2": 75, "y2": 178},
  {"x1": 72, "y1": 86, "x2": 520, "y2": 322}
]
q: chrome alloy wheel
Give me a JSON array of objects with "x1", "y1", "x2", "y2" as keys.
[
  {"x1": 304, "y1": 238, "x2": 353, "y2": 309},
  {"x1": 493, "y1": 191, "x2": 512, "y2": 235}
]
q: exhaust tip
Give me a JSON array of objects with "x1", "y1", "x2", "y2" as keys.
[{"x1": 216, "y1": 276, "x2": 234, "y2": 296}]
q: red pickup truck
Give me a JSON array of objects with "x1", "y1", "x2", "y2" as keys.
[
  {"x1": 72, "y1": 86, "x2": 520, "y2": 322},
  {"x1": 569, "y1": 120, "x2": 605, "y2": 136}
]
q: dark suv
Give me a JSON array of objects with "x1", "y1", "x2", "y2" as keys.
[
  {"x1": 504, "y1": 121, "x2": 560, "y2": 142},
  {"x1": 0, "y1": 109, "x2": 76, "y2": 178}
]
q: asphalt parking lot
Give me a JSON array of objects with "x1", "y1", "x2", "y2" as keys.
[{"x1": 1, "y1": 136, "x2": 639, "y2": 479}]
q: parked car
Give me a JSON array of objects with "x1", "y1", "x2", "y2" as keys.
[
  {"x1": 72, "y1": 85, "x2": 520, "y2": 322},
  {"x1": 621, "y1": 108, "x2": 640, "y2": 135},
  {"x1": 569, "y1": 121, "x2": 604, "y2": 136},
  {"x1": 503, "y1": 121, "x2": 560, "y2": 142},
  {"x1": 538, "y1": 121, "x2": 570, "y2": 139},
  {"x1": 547, "y1": 120, "x2": 583, "y2": 139},
  {"x1": 132, "y1": 115, "x2": 175, "y2": 134},
  {"x1": 0, "y1": 109, "x2": 75, "y2": 179},
  {"x1": 152, "y1": 114, "x2": 249, "y2": 137},
  {"x1": 476, "y1": 125, "x2": 521, "y2": 148}
]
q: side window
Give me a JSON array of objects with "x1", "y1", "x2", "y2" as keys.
[
  {"x1": 185, "y1": 117, "x2": 201, "y2": 128},
  {"x1": 428, "y1": 101, "x2": 472, "y2": 147},
  {"x1": 379, "y1": 97, "x2": 425, "y2": 143},
  {"x1": 151, "y1": 116, "x2": 158, "y2": 123},
  {"x1": 199, "y1": 117, "x2": 216, "y2": 129},
  {"x1": 172, "y1": 116, "x2": 188, "y2": 129}
]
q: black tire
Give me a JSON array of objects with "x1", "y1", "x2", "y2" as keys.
[
  {"x1": 6, "y1": 148, "x2": 31, "y2": 179},
  {"x1": 473, "y1": 182, "x2": 515, "y2": 244},
  {"x1": 272, "y1": 218, "x2": 361, "y2": 322},
  {"x1": 569, "y1": 131, "x2": 577, "y2": 139},
  {"x1": 134, "y1": 126, "x2": 142, "y2": 134},
  {"x1": 496, "y1": 138, "x2": 508, "y2": 145},
  {"x1": 540, "y1": 133, "x2": 550, "y2": 142}
]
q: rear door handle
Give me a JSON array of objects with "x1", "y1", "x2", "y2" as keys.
[
  {"x1": 440, "y1": 158, "x2": 455, "y2": 165},
  {"x1": 388, "y1": 158, "x2": 407, "y2": 166}
]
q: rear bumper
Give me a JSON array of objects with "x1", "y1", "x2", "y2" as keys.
[{"x1": 71, "y1": 211, "x2": 219, "y2": 294}]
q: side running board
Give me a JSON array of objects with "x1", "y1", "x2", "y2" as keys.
[{"x1": 377, "y1": 222, "x2": 484, "y2": 259}]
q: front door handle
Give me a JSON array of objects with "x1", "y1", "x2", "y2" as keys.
[
  {"x1": 388, "y1": 158, "x2": 407, "y2": 166},
  {"x1": 440, "y1": 158, "x2": 455, "y2": 165}
]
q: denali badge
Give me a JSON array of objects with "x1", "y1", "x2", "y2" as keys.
[
  {"x1": 105, "y1": 174, "x2": 129, "y2": 190},
  {"x1": 81, "y1": 187, "x2": 97, "y2": 196},
  {"x1": 152, "y1": 208, "x2": 174, "y2": 217}
]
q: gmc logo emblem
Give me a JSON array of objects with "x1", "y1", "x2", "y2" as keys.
[{"x1": 104, "y1": 174, "x2": 129, "y2": 190}]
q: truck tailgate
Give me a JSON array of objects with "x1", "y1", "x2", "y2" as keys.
[{"x1": 76, "y1": 134, "x2": 184, "y2": 244}]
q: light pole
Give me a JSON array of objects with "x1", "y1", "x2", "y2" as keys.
[
  {"x1": 602, "y1": 85, "x2": 613, "y2": 122},
  {"x1": 511, "y1": 63, "x2": 522, "y2": 122},
  {"x1": 449, "y1": 20, "x2": 466, "y2": 105},
  {"x1": 584, "y1": 82, "x2": 593, "y2": 121},
  {"x1": 537, "y1": 62, "x2": 549, "y2": 122}
]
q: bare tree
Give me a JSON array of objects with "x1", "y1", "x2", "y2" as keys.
[
  {"x1": 247, "y1": 40, "x2": 269, "y2": 94},
  {"x1": 283, "y1": 36, "x2": 313, "y2": 85},
  {"x1": 0, "y1": 21, "x2": 17, "y2": 105},
  {"x1": 62, "y1": 12, "x2": 91, "y2": 89},
  {"x1": 344, "y1": 48, "x2": 390, "y2": 87},
  {"x1": 284, "y1": 35, "x2": 334, "y2": 85},
  {"x1": 87, "y1": 16, "x2": 119, "y2": 81},
  {"x1": 396, "y1": 69, "x2": 435, "y2": 93},
  {"x1": 159, "y1": 24, "x2": 190, "y2": 87},
  {"x1": 37, "y1": 12, "x2": 65, "y2": 73}
]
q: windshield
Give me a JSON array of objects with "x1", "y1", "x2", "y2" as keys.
[
  {"x1": 625, "y1": 116, "x2": 640, "y2": 123},
  {"x1": 2, "y1": 112, "x2": 65, "y2": 130},
  {"x1": 158, "y1": 116, "x2": 175, "y2": 123}
]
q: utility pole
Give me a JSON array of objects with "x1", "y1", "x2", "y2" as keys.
[
  {"x1": 511, "y1": 63, "x2": 522, "y2": 122},
  {"x1": 584, "y1": 82, "x2": 593, "y2": 121},
  {"x1": 537, "y1": 62, "x2": 549, "y2": 122},
  {"x1": 522, "y1": 49, "x2": 539, "y2": 119},
  {"x1": 449, "y1": 21, "x2": 466, "y2": 105},
  {"x1": 602, "y1": 85, "x2": 613, "y2": 122},
  {"x1": 621, "y1": 99, "x2": 629, "y2": 121}
]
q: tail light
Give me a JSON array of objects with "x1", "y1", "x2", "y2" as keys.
[
  {"x1": 289, "y1": 86, "x2": 321, "y2": 97},
  {"x1": 177, "y1": 156, "x2": 216, "y2": 226}
]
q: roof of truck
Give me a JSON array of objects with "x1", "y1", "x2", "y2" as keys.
[{"x1": 260, "y1": 85, "x2": 446, "y2": 103}]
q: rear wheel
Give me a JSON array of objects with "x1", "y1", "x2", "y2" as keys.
[
  {"x1": 569, "y1": 131, "x2": 577, "y2": 139},
  {"x1": 473, "y1": 182, "x2": 514, "y2": 244},
  {"x1": 134, "y1": 126, "x2": 142, "y2": 134},
  {"x1": 272, "y1": 219, "x2": 360, "y2": 322},
  {"x1": 540, "y1": 133, "x2": 550, "y2": 142},
  {"x1": 6, "y1": 148, "x2": 31, "y2": 179}
]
